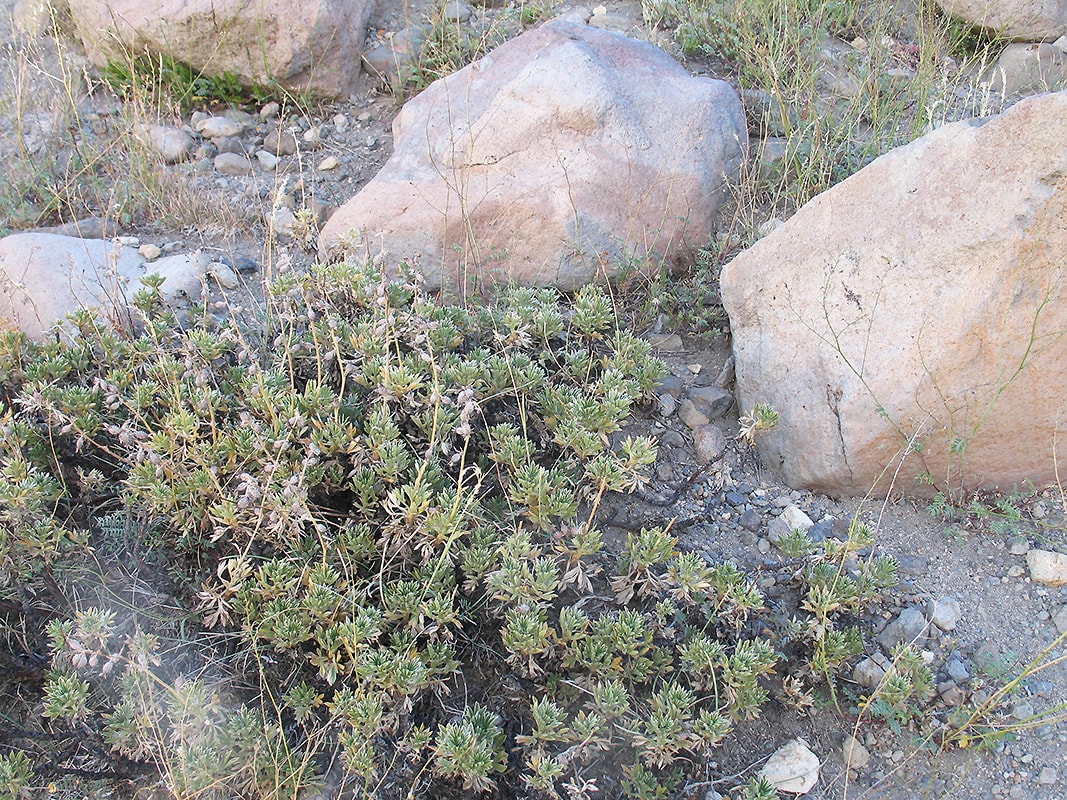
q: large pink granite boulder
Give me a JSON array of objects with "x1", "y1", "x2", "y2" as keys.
[
  {"x1": 319, "y1": 20, "x2": 747, "y2": 296},
  {"x1": 936, "y1": 0, "x2": 1067, "y2": 41},
  {"x1": 720, "y1": 91, "x2": 1067, "y2": 498}
]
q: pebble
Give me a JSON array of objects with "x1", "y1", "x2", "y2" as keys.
[
  {"x1": 767, "y1": 504, "x2": 814, "y2": 543},
  {"x1": 678, "y1": 399, "x2": 710, "y2": 430},
  {"x1": 927, "y1": 595, "x2": 962, "y2": 631},
  {"x1": 214, "y1": 152, "x2": 253, "y2": 176},
  {"x1": 807, "y1": 519, "x2": 832, "y2": 543},
  {"x1": 657, "y1": 393, "x2": 676, "y2": 417},
  {"x1": 1037, "y1": 767, "x2": 1058, "y2": 785},
  {"x1": 692, "y1": 424, "x2": 726, "y2": 462},
  {"x1": 215, "y1": 136, "x2": 245, "y2": 154},
  {"x1": 646, "y1": 332, "x2": 684, "y2": 351},
  {"x1": 589, "y1": 10, "x2": 633, "y2": 30},
  {"x1": 757, "y1": 538, "x2": 771, "y2": 554},
  {"x1": 138, "y1": 243, "x2": 161, "y2": 261},
  {"x1": 318, "y1": 155, "x2": 341, "y2": 171},
  {"x1": 264, "y1": 129, "x2": 298, "y2": 156},
  {"x1": 938, "y1": 680, "x2": 965, "y2": 705},
  {"x1": 1011, "y1": 701, "x2": 1035, "y2": 720},
  {"x1": 1027, "y1": 549, "x2": 1067, "y2": 586},
  {"x1": 195, "y1": 116, "x2": 243, "y2": 138},
  {"x1": 443, "y1": 0, "x2": 472, "y2": 21},
  {"x1": 1007, "y1": 564, "x2": 1025, "y2": 578},
  {"x1": 945, "y1": 658, "x2": 970, "y2": 682},
  {"x1": 739, "y1": 509, "x2": 762, "y2": 531},
  {"x1": 842, "y1": 734, "x2": 870, "y2": 769},
  {"x1": 135, "y1": 123, "x2": 193, "y2": 163},
  {"x1": 687, "y1": 385, "x2": 734, "y2": 420},
  {"x1": 877, "y1": 607, "x2": 928, "y2": 650},
  {"x1": 208, "y1": 262, "x2": 239, "y2": 289},
  {"x1": 1053, "y1": 604, "x2": 1067, "y2": 634},
  {"x1": 256, "y1": 150, "x2": 279, "y2": 171},
  {"x1": 303, "y1": 125, "x2": 325, "y2": 146},
  {"x1": 758, "y1": 738, "x2": 820, "y2": 794},
  {"x1": 259, "y1": 101, "x2": 280, "y2": 119},
  {"x1": 1008, "y1": 536, "x2": 1031, "y2": 555},
  {"x1": 655, "y1": 375, "x2": 684, "y2": 397},
  {"x1": 725, "y1": 491, "x2": 748, "y2": 507},
  {"x1": 714, "y1": 356, "x2": 734, "y2": 388}
]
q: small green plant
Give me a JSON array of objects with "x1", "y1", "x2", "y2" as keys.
[{"x1": 0, "y1": 752, "x2": 33, "y2": 800}]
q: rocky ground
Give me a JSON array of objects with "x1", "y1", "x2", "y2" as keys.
[{"x1": 1, "y1": 1, "x2": 1065, "y2": 799}]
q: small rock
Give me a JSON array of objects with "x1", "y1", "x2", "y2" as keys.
[
  {"x1": 938, "y1": 680, "x2": 965, "y2": 706},
  {"x1": 215, "y1": 136, "x2": 245, "y2": 155},
  {"x1": 1010, "y1": 701, "x2": 1034, "y2": 722},
  {"x1": 657, "y1": 393, "x2": 676, "y2": 417},
  {"x1": 148, "y1": 253, "x2": 203, "y2": 304},
  {"x1": 660, "y1": 430, "x2": 685, "y2": 448},
  {"x1": 264, "y1": 129, "x2": 298, "y2": 156},
  {"x1": 692, "y1": 424, "x2": 727, "y2": 463},
  {"x1": 1008, "y1": 536, "x2": 1031, "y2": 555},
  {"x1": 208, "y1": 262, "x2": 239, "y2": 289},
  {"x1": 655, "y1": 463, "x2": 673, "y2": 482},
  {"x1": 135, "y1": 123, "x2": 193, "y2": 164},
  {"x1": 195, "y1": 116, "x2": 244, "y2": 138},
  {"x1": 214, "y1": 153, "x2": 253, "y2": 176},
  {"x1": 759, "y1": 738, "x2": 820, "y2": 794},
  {"x1": 138, "y1": 243, "x2": 161, "y2": 261},
  {"x1": 715, "y1": 355, "x2": 735, "y2": 388},
  {"x1": 318, "y1": 155, "x2": 341, "y2": 171},
  {"x1": 807, "y1": 519, "x2": 832, "y2": 543},
  {"x1": 646, "y1": 331, "x2": 684, "y2": 351},
  {"x1": 1007, "y1": 564, "x2": 1025, "y2": 578},
  {"x1": 740, "y1": 508, "x2": 761, "y2": 531},
  {"x1": 443, "y1": 0, "x2": 472, "y2": 21},
  {"x1": 588, "y1": 10, "x2": 633, "y2": 30},
  {"x1": 1027, "y1": 549, "x2": 1067, "y2": 586},
  {"x1": 767, "y1": 504, "x2": 814, "y2": 543},
  {"x1": 259, "y1": 101, "x2": 280, "y2": 119},
  {"x1": 927, "y1": 596, "x2": 962, "y2": 631},
  {"x1": 1037, "y1": 767, "x2": 1058, "y2": 785},
  {"x1": 1053, "y1": 604, "x2": 1067, "y2": 635},
  {"x1": 945, "y1": 658, "x2": 970, "y2": 682},
  {"x1": 678, "y1": 399, "x2": 710, "y2": 430},
  {"x1": 757, "y1": 537, "x2": 771, "y2": 554},
  {"x1": 878, "y1": 607, "x2": 928, "y2": 650},
  {"x1": 256, "y1": 150, "x2": 279, "y2": 171},
  {"x1": 853, "y1": 656, "x2": 887, "y2": 688},
  {"x1": 725, "y1": 491, "x2": 748, "y2": 507},
  {"x1": 303, "y1": 126, "x2": 325, "y2": 146},
  {"x1": 687, "y1": 385, "x2": 734, "y2": 420},
  {"x1": 656, "y1": 375, "x2": 684, "y2": 397},
  {"x1": 842, "y1": 734, "x2": 870, "y2": 769}
]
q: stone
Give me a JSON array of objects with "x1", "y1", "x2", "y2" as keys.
[
  {"x1": 208, "y1": 262, "x2": 239, "y2": 290},
  {"x1": 679, "y1": 399, "x2": 710, "y2": 430},
  {"x1": 878, "y1": 607, "x2": 928, "y2": 650},
  {"x1": 1009, "y1": 536, "x2": 1031, "y2": 555},
  {"x1": 1027, "y1": 548, "x2": 1067, "y2": 586},
  {"x1": 443, "y1": 0, "x2": 472, "y2": 21},
  {"x1": 767, "y1": 504, "x2": 814, "y2": 543},
  {"x1": 149, "y1": 253, "x2": 204, "y2": 304},
  {"x1": 36, "y1": 217, "x2": 118, "y2": 239},
  {"x1": 214, "y1": 153, "x2": 253, "y2": 176},
  {"x1": 135, "y1": 123, "x2": 194, "y2": 163},
  {"x1": 720, "y1": 91, "x2": 1067, "y2": 498},
  {"x1": 1053, "y1": 604, "x2": 1067, "y2": 634},
  {"x1": 657, "y1": 393, "x2": 676, "y2": 417},
  {"x1": 692, "y1": 424, "x2": 727, "y2": 463},
  {"x1": 138, "y1": 243, "x2": 161, "y2": 262},
  {"x1": 195, "y1": 115, "x2": 244, "y2": 139},
  {"x1": 0, "y1": 233, "x2": 145, "y2": 339},
  {"x1": 68, "y1": 0, "x2": 374, "y2": 99},
  {"x1": 256, "y1": 150, "x2": 279, "y2": 171},
  {"x1": 945, "y1": 657, "x2": 970, "y2": 682},
  {"x1": 264, "y1": 129, "x2": 299, "y2": 156},
  {"x1": 318, "y1": 155, "x2": 341, "y2": 171},
  {"x1": 588, "y1": 10, "x2": 633, "y2": 30},
  {"x1": 936, "y1": 0, "x2": 1067, "y2": 41},
  {"x1": 646, "y1": 332, "x2": 684, "y2": 351},
  {"x1": 740, "y1": 508, "x2": 762, "y2": 531},
  {"x1": 986, "y1": 42, "x2": 1067, "y2": 95},
  {"x1": 759, "y1": 738, "x2": 820, "y2": 794},
  {"x1": 362, "y1": 25, "x2": 432, "y2": 86},
  {"x1": 853, "y1": 655, "x2": 889, "y2": 688},
  {"x1": 842, "y1": 734, "x2": 870, "y2": 769},
  {"x1": 687, "y1": 385, "x2": 734, "y2": 420},
  {"x1": 927, "y1": 595, "x2": 962, "y2": 631},
  {"x1": 320, "y1": 21, "x2": 746, "y2": 296},
  {"x1": 1037, "y1": 766, "x2": 1059, "y2": 784}
]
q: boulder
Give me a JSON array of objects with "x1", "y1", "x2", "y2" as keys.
[
  {"x1": 720, "y1": 91, "x2": 1067, "y2": 498},
  {"x1": 985, "y1": 41, "x2": 1067, "y2": 95},
  {"x1": 67, "y1": 0, "x2": 373, "y2": 100},
  {"x1": 936, "y1": 0, "x2": 1067, "y2": 41},
  {"x1": 0, "y1": 233, "x2": 145, "y2": 339},
  {"x1": 319, "y1": 20, "x2": 746, "y2": 296}
]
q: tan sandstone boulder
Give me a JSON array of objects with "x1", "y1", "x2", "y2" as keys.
[
  {"x1": 936, "y1": 0, "x2": 1067, "y2": 41},
  {"x1": 720, "y1": 91, "x2": 1067, "y2": 498},
  {"x1": 67, "y1": 0, "x2": 373, "y2": 99},
  {"x1": 318, "y1": 20, "x2": 746, "y2": 296}
]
